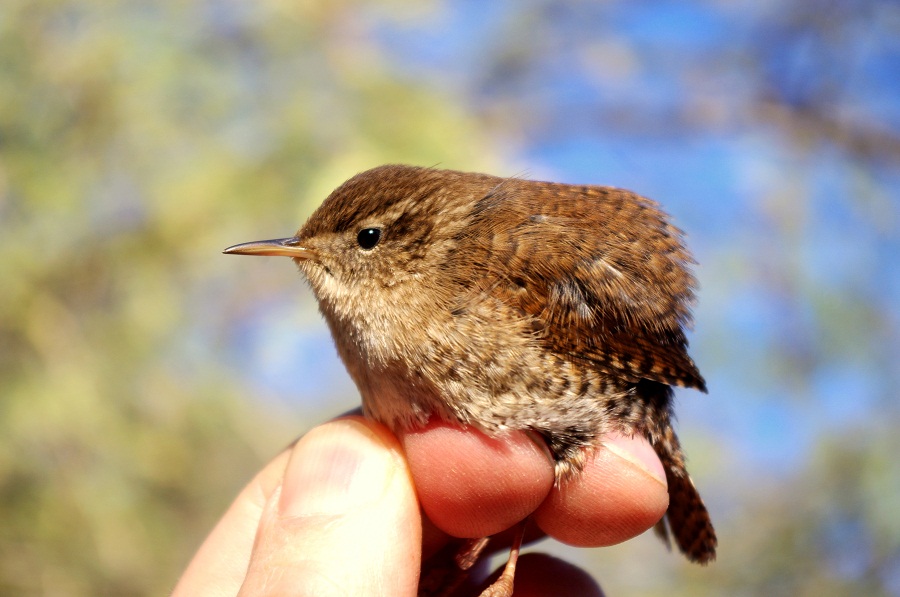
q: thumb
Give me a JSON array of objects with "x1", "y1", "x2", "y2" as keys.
[{"x1": 238, "y1": 417, "x2": 421, "y2": 597}]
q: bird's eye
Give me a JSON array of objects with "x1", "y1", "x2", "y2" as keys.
[{"x1": 356, "y1": 228, "x2": 382, "y2": 250}]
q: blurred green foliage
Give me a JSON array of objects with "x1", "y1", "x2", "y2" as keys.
[{"x1": 0, "y1": 0, "x2": 496, "y2": 594}]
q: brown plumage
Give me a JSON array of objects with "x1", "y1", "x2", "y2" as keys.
[{"x1": 225, "y1": 165, "x2": 717, "y2": 590}]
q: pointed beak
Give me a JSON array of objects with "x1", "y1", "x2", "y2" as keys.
[{"x1": 223, "y1": 237, "x2": 315, "y2": 260}]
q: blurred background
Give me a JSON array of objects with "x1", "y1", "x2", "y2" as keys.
[{"x1": 1, "y1": 0, "x2": 898, "y2": 595}]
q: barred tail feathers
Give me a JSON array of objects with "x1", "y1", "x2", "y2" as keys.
[{"x1": 652, "y1": 425, "x2": 717, "y2": 564}]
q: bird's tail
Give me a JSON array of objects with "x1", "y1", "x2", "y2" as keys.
[{"x1": 651, "y1": 423, "x2": 717, "y2": 564}]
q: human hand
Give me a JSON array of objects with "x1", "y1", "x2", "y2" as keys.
[{"x1": 173, "y1": 415, "x2": 668, "y2": 596}]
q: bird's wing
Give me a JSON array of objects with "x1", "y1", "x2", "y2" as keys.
[{"x1": 453, "y1": 179, "x2": 706, "y2": 391}]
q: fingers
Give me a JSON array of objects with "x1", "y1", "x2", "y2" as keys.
[
  {"x1": 534, "y1": 433, "x2": 669, "y2": 547},
  {"x1": 174, "y1": 417, "x2": 667, "y2": 597},
  {"x1": 488, "y1": 553, "x2": 605, "y2": 597},
  {"x1": 402, "y1": 423, "x2": 667, "y2": 549},
  {"x1": 401, "y1": 419, "x2": 555, "y2": 538},
  {"x1": 174, "y1": 417, "x2": 421, "y2": 597}
]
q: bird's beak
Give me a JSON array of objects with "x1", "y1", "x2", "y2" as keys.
[{"x1": 223, "y1": 237, "x2": 315, "y2": 260}]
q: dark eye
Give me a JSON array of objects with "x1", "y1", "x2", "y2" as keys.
[{"x1": 356, "y1": 228, "x2": 382, "y2": 250}]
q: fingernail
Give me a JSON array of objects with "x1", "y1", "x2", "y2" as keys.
[
  {"x1": 605, "y1": 433, "x2": 667, "y2": 486},
  {"x1": 523, "y1": 430, "x2": 555, "y2": 463},
  {"x1": 280, "y1": 419, "x2": 394, "y2": 518}
]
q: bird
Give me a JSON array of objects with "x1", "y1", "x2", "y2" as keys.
[{"x1": 224, "y1": 164, "x2": 717, "y2": 596}]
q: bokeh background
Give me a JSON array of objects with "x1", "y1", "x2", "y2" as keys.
[{"x1": 2, "y1": 0, "x2": 899, "y2": 595}]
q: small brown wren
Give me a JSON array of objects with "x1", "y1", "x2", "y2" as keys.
[{"x1": 225, "y1": 165, "x2": 717, "y2": 591}]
